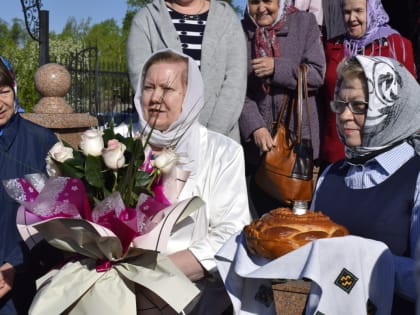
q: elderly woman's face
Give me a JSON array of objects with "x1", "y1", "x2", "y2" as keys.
[
  {"x1": 248, "y1": 0, "x2": 279, "y2": 27},
  {"x1": 141, "y1": 62, "x2": 187, "y2": 132},
  {"x1": 0, "y1": 85, "x2": 15, "y2": 127},
  {"x1": 336, "y1": 76, "x2": 367, "y2": 147},
  {"x1": 343, "y1": 0, "x2": 367, "y2": 39}
]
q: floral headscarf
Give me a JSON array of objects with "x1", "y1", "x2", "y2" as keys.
[
  {"x1": 245, "y1": 0, "x2": 292, "y2": 27},
  {"x1": 0, "y1": 56, "x2": 22, "y2": 113},
  {"x1": 244, "y1": 0, "x2": 297, "y2": 94},
  {"x1": 134, "y1": 49, "x2": 204, "y2": 172},
  {"x1": 336, "y1": 56, "x2": 420, "y2": 159},
  {"x1": 342, "y1": 0, "x2": 398, "y2": 57}
]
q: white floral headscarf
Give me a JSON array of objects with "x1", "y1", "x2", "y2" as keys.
[{"x1": 336, "y1": 55, "x2": 420, "y2": 159}]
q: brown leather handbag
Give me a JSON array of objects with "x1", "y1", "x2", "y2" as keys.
[{"x1": 255, "y1": 64, "x2": 314, "y2": 205}]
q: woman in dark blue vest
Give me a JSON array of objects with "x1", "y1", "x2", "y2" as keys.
[
  {"x1": 312, "y1": 55, "x2": 420, "y2": 314},
  {"x1": 0, "y1": 57, "x2": 61, "y2": 315}
]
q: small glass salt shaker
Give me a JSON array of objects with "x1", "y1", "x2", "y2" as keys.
[{"x1": 292, "y1": 200, "x2": 308, "y2": 215}]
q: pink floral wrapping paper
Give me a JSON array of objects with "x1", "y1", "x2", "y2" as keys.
[{"x1": 3, "y1": 173, "x2": 202, "y2": 314}]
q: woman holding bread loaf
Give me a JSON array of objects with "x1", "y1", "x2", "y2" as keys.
[{"x1": 312, "y1": 55, "x2": 420, "y2": 313}]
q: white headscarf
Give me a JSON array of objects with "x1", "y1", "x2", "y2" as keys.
[
  {"x1": 335, "y1": 55, "x2": 420, "y2": 159},
  {"x1": 134, "y1": 49, "x2": 205, "y2": 171}
]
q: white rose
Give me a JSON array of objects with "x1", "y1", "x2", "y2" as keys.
[
  {"x1": 151, "y1": 148, "x2": 178, "y2": 174},
  {"x1": 80, "y1": 128, "x2": 104, "y2": 156},
  {"x1": 102, "y1": 139, "x2": 126, "y2": 170},
  {"x1": 132, "y1": 131, "x2": 143, "y2": 141},
  {"x1": 113, "y1": 122, "x2": 129, "y2": 137},
  {"x1": 46, "y1": 142, "x2": 74, "y2": 177},
  {"x1": 48, "y1": 141, "x2": 74, "y2": 162},
  {"x1": 45, "y1": 156, "x2": 61, "y2": 176}
]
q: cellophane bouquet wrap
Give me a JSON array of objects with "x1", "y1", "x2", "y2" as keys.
[{"x1": 3, "y1": 124, "x2": 202, "y2": 315}]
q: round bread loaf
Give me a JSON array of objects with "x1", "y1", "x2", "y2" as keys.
[{"x1": 244, "y1": 208, "x2": 349, "y2": 259}]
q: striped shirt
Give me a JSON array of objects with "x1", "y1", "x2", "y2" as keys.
[
  {"x1": 312, "y1": 141, "x2": 420, "y2": 301},
  {"x1": 167, "y1": 6, "x2": 208, "y2": 67}
]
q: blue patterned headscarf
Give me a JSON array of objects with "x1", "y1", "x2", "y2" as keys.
[
  {"x1": 0, "y1": 56, "x2": 23, "y2": 113},
  {"x1": 342, "y1": 0, "x2": 398, "y2": 57}
]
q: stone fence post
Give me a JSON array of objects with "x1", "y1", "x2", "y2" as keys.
[{"x1": 21, "y1": 63, "x2": 98, "y2": 148}]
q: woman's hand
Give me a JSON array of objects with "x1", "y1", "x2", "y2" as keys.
[
  {"x1": 0, "y1": 263, "x2": 15, "y2": 299},
  {"x1": 169, "y1": 250, "x2": 205, "y2": 281},
  {"x1": 253, "y1": 127, "x2": 275, "y2": 152},
  {"x1": 251, "y1": 57, "x2": 275, "y2": 78}
]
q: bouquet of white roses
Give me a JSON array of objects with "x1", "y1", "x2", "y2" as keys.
[
  {"x1": 47, "y1": 123, "x2": 162, "y2": 208},
  {"x1": 3, "y1": 123, "x2": 202, "y2": 315}
]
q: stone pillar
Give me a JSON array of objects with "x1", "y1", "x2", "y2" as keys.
[
  {"x1": 272, "y1": 279, "x2": 311, "y2": 315},
  {"x1": 21, "y1": 63, "x2": 98, "y2": 148}
]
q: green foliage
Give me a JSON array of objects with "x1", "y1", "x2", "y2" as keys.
[
  {"x1": 50, "y1": 36, "x2": 84, "y2": 60},
  {"x1": 122, "y1": 10, "x2": 136, "y2": 36},
  {"x1": 4, "y1": 40, "x2": 39, "y2": 112},
  {"x1": 59, "y1": 17, "x2": 92, "y2": 40},
  {"x1": 0, "y1": 18, "x2": 38, "y2": 111},
  {"x1": 1, "y1": 15, "x2": 124, "y2": 112},
  {"x1": 85, "y1": 19, "x2": 126, "y2": 66},
  {"x1": 0, "y1": 18, "x2": 29, "y2": 49},
  {"x1": 127, "y1": 0, "x2": 152, "y2": 9}
]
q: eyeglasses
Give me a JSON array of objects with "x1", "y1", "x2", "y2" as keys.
[{"x1": 330, "y1": 100, "x2": 368, "y2": 114}]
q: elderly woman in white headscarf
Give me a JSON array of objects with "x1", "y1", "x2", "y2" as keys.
[
  {"x1": 133, "y1": 49, "x2": 251, "y2": 315},
  {"x1": 312, "y1": 55, "x2": 420, "y2": 313}
]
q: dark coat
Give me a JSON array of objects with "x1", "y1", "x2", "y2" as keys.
[
  {"x1": 0, "y1": 114, "x2": 58, "y2": 315},
  {"x1": 239, "y1": 11, "x2": 326, "y2": 166}
]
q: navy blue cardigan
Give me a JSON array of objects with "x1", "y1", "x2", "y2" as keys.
[{"x1": 0, "y1": 114, "x2": 58, "y2": 314}]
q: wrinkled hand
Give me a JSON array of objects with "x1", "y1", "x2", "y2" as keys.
[
  {"x1": 251, "y1": 57, "x2": 275, "y2": 78},
  {"x1": 0, "y1": 263, "x2": 15, "y2": 299},
  {"x1": 253, "y1": 128, "x2": 275, "y2": 152},
  {"x1": 169, "y1": 250, "x2": 205, "y2": 281}
]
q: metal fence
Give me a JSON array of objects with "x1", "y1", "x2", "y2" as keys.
[{"x1": 53, "y1": 46, "x2": 137, "y2": 126}]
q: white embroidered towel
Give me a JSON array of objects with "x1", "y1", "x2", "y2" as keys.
[{"x1": 215, "y1": 233, "x2": 395, "y2": 315}]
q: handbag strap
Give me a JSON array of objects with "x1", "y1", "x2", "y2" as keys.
[
  {"x1": 300, "y1": 64, "x2": 312, "y2": 141},
  {"x1": 275, "y1": 64, "x2": 311, "y2": 144},
  {"x1": 273, "y1": 91, "x2": 292, "y2": 132},
  {"x1": 297, "y1": 64, "x2": 312, "y2": 144}
]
